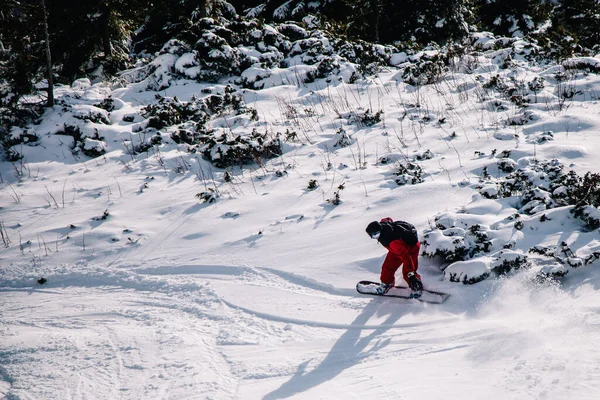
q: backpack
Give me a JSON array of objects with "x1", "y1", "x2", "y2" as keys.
[{"x1": 385, "y1": 220, "x2": 419, "y2": 246}]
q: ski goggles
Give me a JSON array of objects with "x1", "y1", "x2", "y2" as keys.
[{"x1": 370, "y1": 231, "x2": 381, "y2": 239}]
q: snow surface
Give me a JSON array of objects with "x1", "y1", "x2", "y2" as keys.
[{"x1": 2, "y1": 53, "x2": 600, "y2": 400}]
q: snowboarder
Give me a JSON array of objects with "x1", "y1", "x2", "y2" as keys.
[{"x1": 365, "y1": 218, "x2": 423, "y2": 297}]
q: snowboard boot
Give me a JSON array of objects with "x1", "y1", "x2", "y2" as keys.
[
  {"x1": 407, "y1": 272, "x2": 423, "y2": 298},
  {"x1": 376, "y1": 281, "x2": 394, "y2": 295}
]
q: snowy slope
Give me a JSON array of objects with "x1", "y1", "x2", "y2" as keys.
[{"x1": 2, "y1": 48, "x2": 600, "y2": 400}]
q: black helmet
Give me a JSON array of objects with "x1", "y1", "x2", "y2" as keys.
[{"x1": 366, "y1": 221, "x2": 381, "y2": 239}]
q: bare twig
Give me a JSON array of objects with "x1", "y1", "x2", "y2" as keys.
[
  {"x1": 45, "y1": 185, "x2": 59, "y2": 207},
  {"x1": 7, "y1": 184, "x2": 21, "y2": 203},
  {"x1": 114, "y1": 178, "x2": 122, "y2": 197},
  {"x1": 0, "y1": 220, "x2": 10, "y2": 247},
  {"x1": 62, "y1": 179, "x2": 67, "y2": 208}
]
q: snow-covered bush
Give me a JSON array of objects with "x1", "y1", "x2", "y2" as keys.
[
  {"x1": 422, "y1": 228, "x2": 469, "y2": 263},
  {"x1": 572, "y1": 205, "x2": 600, "y2": 230},
  {"x1": 401, "y1": 53, "x2": 447, "y2": 86},
  {"x1": 141, "y1": 96, "x2": 207, "y2": 130},
  {"x1": 55, "y1": 124, "x2": 106, "y2": 158},
  {"x1": 422, "y1": 212, "x2": 506, "y2": 265},
  {"x1": 443, "y1": 250, "x2": 529, "y2": 285},
  {"x1": 141, "y1": 88, "x2": 250, "y2": 132},
  {"x1": 359, "y1": 109, "x2": 383, "y2": 126},
  {"x1": 489, "y1": 250, "x2": 529, "y2": 276},
  {"x1": 1, "y1": 128, "x2": 38, "y2": 161},
  {"x1": 332, "y1": 128, "x2": 352, "y2": 148},
  {"x1": 497, "y1": 158, "x2": 517, "y2": 173},
  {"x1": 95, "y1": 97, "x2": 116, "y2": 112},
  {"x1": 415, "y1": 150, "x2": 434, "y2": 160},
  {"x1": 196, "y1": 188, "x2": 218, "y2": 203},
  {"x1": 81, "y1": 138, "x2": 107, "y2": 158},
  {"x1": 304, "y1": 56, "x2": 341, "y2": 83},
  {"x1": 444, "y1": 258, "x2": 491, "y2": 285},
  {"x1": 429, "y1": 157, "x2": 600, "y2": 284},
  {"x1": 394, "y1": 161, "x2": 424, "y2": 186},
  {"x1": 202, "y1": 129, "x2": 282, "y2": 168},
  {"x1": 70, "y1": 104, "x2": 111, "y2": 125}
]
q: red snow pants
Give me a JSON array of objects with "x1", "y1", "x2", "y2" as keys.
[{"x1": 380, "y1": 240, "x2": 421, "y2": 285}]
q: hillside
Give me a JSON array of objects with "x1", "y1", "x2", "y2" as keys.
[{"x1": 2, "y1": 17, "x2": 600, "y2": 399}]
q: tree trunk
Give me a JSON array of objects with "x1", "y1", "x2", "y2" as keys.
[
  {"x1": 100, "y1": 2, "x2": 112, "y2": 57},
  {"x1": 195, "y1": 0, "x2": 207, "y2": 18},
  {"x1": 372, "y1": 0, "x2": 381, "y2": 43},
  {"x1": 41, "y1": 0, "x2": 54, "y2": 107}
]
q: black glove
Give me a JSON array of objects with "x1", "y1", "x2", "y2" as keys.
[{"x1": 408, "y1": 273, "x2": 423, "y2": 292}]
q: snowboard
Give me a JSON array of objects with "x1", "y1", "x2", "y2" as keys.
[{"x1": 356, "y1": 280, "x2": 450, "y2": 304}]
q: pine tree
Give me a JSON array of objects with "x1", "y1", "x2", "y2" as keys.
[
  {"x1": 0, "y1": 0, "x2": 47, "y2": 103},
  {"x1": 554, "y1": 0, "x2": 600, "y2": 51},
  {"x1": 476, "y1": 0, "x2": 553, "y2": 37},
  {"x1": 346, "y1": 0, "x2": 472, "y2": 46},
  {"x1": 132, "y1": 0, "x2": 208, "y2": 54},
  {"x1": 48, "y1": 0, "x2": 150, "y2": 81}
]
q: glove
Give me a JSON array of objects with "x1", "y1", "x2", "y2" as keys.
[{"x1": 407, "y1": 272, "x2": 423, "y2": 292}]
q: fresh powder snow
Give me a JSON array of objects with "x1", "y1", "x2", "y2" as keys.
[{"x1": 2, "y1": 40, "x2": 600, "y2": 400}]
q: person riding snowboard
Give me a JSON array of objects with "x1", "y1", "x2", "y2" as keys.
[{"x1": 366, "y1": 217, "x2": 423, "y2": 297}]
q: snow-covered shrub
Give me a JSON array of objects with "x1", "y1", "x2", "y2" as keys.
[
  {"x1": 506, "y1": 110, "x2": 539, "y2": 126},
  {"x1": 130, "y1": 130, "x2": 162, "y2": 154},
  {"x1": 572, "y1": 205, "x2": 600, "y2": 230},
  {"x1": 338, "y1": 109, "x2": 383, "y2": 127},
  {"x1": 431, "y1": 158, "x2": 600, "y2": 284},
  {"x1": 202, "y1": 129, "x2": 282, "y2": 168},
  {"x1": 196, "y1": 188, "x2": 218, "y2": 203},
  {"x1": 81, "y1": 138, "x2": 107, "y2": 158},
  {"x1": 141, "y1": 96, "x2": 208, "y2": 130},
  {"x1": 333, "y1": 128, "x2": 352, "y2": 148},
  {"x1": 359, "y1": 109, "x2": 383, "y2": 126},
  {"x1": 289, "y1": 34, "x2": 334, "y2": 64},
  {"x1": 326, "y1": 183, "x2": 345, "y2": 206},
  {"x1": 95, "y1": 97, "x2": 115, "y2": 112},
  {"x1": 482, "y1": 75, "x2": 542, "y2": 108},
  {"x1": 562, "y1": 57, "x2": 600, "y2": 74},
  {"x1": 277, "y1": 23, "x2": 308, "y2": 41},
  {"x1": 443, "y1": 250, "x2": 529, "y2": 285},
  {"x1": 557, "y1": 172, "x2": 600, "y2": 208},
  {"x1": 444, "y1": 258, "x2": 491, "y2": 285},
  {"x1": 122, "y1": 114, "x2": 136, "y2": 123},
  {"x1": 1, "y1": 128, "x2": 39, "y2": 161},
  {"x1": 528, "y1": 76, "x2": 545, "y2": 95},
  {"x1": 489, "y1": 250, "x2": 529, "y2": 276},
  {"x1": 538, "y1": 264, "x2": 568, "y2": 280},
  {"x1": 55, "y1": 124, "x2": 106, "y2": 158},
  {"x1": 336, "y1": 40, "x2": 394, "y2": 77},
  {"x1": 187, "y1": 20, "x2": 254, "y2": 82},
  {"x1": 497, "y1": 158, "x2": 517, "y2": 173},
  {"x1": 401, "y1": 53, "x2": 447, "y2": 86},
  {"x1": 239, "y1": 67, "x2": 272, "y2": 90},
  {"x1": 304, "y1": 56, "x2": 341, "y2": 83},
  {"x1": 307, "y1": 179, "x2": 318, "y2": 190},
  {"x1": 70, "y1": 104, "x2": 111, "y2": 125},
  {"x1": 534, "y1": 131, "x2": 554, "y2": 144},
  {"x1": 520, "y1": 187, "x2": 553, "y2": 215},
  {"x1": 141, "y1": 88, "x2": 249, "y2": 133},
  {"x1": 497, "y1": 159, "x2": 564, "y2": 199},
  {"x1": 171, "y1": 128, "x2": 206, "y2": 145},
  {"x1": 394, "y1": 162, "x2": 424, "y2": 186},
  {"x1": 415, "y1": 150, "x2": 434, "y2": 161},
  {"x1": 422, "y1": 229, "x2": 469, "y2": 263},
  {"x1": 422, "y1": 214, "x2": 498, "y2": 264},
  {"x1": 479, "y1": 184, "x2": 498, "y2": 199}
]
